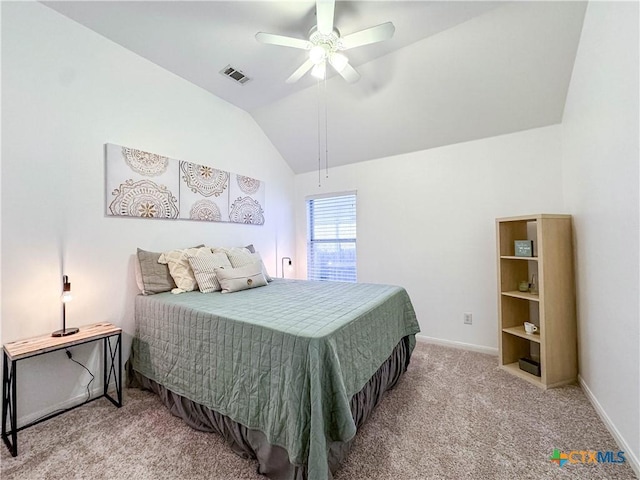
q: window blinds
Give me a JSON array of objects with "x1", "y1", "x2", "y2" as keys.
[{"x1": 306, "y1": 193, "x2": 357, "y2": 282}]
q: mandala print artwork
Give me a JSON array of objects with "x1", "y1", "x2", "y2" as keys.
[
  {"x1": 189, "y1": 199, "x2": 222, "y2": 222},
  {"x1": 227, "y1": 173, "x2": 265, "y2": 225},
  {"x1": 109, "y1": 179, "x2": 179, "y2": 219},
  {"x1": 237, "y1": 175, "x2": 261, "y2": 195},
  {"x1": 105, "y1": 143, "x2": 265, "y2": 224},
  {"x1": 180, "y1": 161, "x2": 229, "y2": 197},
  {"x1": 229, "y1": 196, "x2": 265, "y2": 225},
  {"x1": 122, "y1": 147, "x2": 169, "y2": 176}
]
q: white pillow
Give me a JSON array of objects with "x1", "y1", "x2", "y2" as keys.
[
  {"x1": 187, "y1": 250, "x2": 232, "y2": 293},
  {"x1": 158, "y1": 246, "x2": 207, "y2": 292},
  {"x1": 214, "y1": 247, "x2": 273, "y2": 282},
  {"x1": 214, "y1": 262, "x2": 268, "y2": 293}
]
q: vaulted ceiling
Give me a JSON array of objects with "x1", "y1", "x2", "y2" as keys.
[{"x1": 43, "y1": 1, "x2": 587, "y2": 174}]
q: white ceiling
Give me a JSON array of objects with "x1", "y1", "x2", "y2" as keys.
[{"x1": 43, "y1": 1, "x2": 587, "y2": 174}]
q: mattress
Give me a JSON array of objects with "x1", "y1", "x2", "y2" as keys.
[{"x1": 130, "y1": 279, "x2": 420, "y2": 479}]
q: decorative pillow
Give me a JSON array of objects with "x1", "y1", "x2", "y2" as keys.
[
  {"x1": 134, "y1": 254, "x2": 145, "y2": 292},
  {"x1": 187, "y1": 250, "x2": 232, "y2": 293},
  {"x1": 214, "y1": 262, "x2": 268, "y2": 293},
  {"x1": 215, "y1": 247, "x2": 273, "y2": 282},
  {"x1": 136, "y1": 248, "x2": 177, "y2": 295},
  {"x1": 158, "y1": 246, "x2": 208, "y2": 293}
]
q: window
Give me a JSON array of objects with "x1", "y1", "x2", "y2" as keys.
[{"x1": 306, "y1": 192, "x2": 357, "y2": 282}]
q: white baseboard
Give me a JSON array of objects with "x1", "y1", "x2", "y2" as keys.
[
  {"x1": 415, "y1": 334, "x2": 498, "y2": 356},
  {"x1": 17, "y1": 383, "x2": 116, "y2": 429},
  {"x1": 578, "y1": 375, "x2": 640, "y2": 477}
]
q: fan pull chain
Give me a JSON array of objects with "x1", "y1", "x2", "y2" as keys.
[
  {"x1": 324, "y1": 76, "x2": 329, "y2": 179},
  {"x1": 317, "y1": 78, "x2": 322, "y2": 187}
]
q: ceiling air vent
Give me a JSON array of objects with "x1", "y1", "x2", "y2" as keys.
[{"x1": 220, "y1": 65, "x2": 251, "y2": 85}]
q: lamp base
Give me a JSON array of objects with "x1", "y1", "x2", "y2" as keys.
[{"x1": 51, "y1": 327, "x2": 79, "y2": 337}]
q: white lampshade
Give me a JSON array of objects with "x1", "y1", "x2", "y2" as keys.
[{"x1": 309, "y1": 45, "x2": 326, "y2": 64}]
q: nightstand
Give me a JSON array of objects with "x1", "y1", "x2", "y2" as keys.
[{"x1": 1, "y1": 322, "x2": 122, "y2": 456}]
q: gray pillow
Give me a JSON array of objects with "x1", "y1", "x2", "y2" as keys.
[
  {"x1": 137, "y1": 248, "x2": 176, "y2": 295},
  {"x1": 137, "y1": 245, "x2": 204, "y2": 295}
]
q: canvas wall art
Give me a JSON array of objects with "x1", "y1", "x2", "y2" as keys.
[
  {"x1": 229, "y1": 174, "x2": 266, "y2": 225},
  {"x1": 105, "y1": 143, "x2": 265, "y2": 225},
  {"x1": 179, "y1": 161, "x2": 230, "y2": 222}
]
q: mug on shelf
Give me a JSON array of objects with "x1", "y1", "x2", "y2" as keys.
[{"x1": 524, "y1": 322, "x2": 538, "y2": 334}]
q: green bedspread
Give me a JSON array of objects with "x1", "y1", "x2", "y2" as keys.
[{"x1": 131, "y1": 279, "x2": 419, "y2": 479}]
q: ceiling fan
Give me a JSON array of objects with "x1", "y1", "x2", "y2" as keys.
[{"x1": 256, "y1": 0, "x2": 395, "y2": 84}]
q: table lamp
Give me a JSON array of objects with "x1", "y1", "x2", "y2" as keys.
[
  {"x1": 281, "y1": 257, "x2": 292, "y2": 278},
  {"x1": 52, "y1": 275, "x2": 79, "y2": 337}
]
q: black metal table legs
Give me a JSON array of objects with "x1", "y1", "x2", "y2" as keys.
[
  {"x1": 2, "y1": 353, "x2": 17, "y2": 456},
  {"x1": 1, "y1": 332, "x2": 122, "y2": 457},
  {"x1": 104, "y1": 333, "x2": 123, "y2": 408}
]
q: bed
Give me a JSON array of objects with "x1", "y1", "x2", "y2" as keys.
[{"x1": 128, "y1": 278, "x2": 420, "y2": 480}]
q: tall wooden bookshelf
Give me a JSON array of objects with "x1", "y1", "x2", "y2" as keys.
[{"x1": 496, "y1": 214, "x2": 577, "y2": 389}]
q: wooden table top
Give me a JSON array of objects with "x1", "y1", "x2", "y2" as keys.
[{"x1": 3, "y1": 322, "x2": 121, "y2": 361}]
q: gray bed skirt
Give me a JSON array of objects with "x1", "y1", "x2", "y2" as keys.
[{"x1": 128, "y1": 335, "x2": 412, "y2": 480}]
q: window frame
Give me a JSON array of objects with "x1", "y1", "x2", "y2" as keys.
[{"x1": 306, "y1": 191, "x2": 357, "y2": 283}]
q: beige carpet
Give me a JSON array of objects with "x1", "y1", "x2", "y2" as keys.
[{"x1": 1, "y1": 342, "x2": 636, "y2": 479}]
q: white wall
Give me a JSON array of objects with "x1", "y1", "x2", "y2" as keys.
[
  {"x1": 294, "y1": 125, "x2": 565, "y2": 351},
  {"x1": 1, "y1": 2, "x2": 295, "y2": 423},
  {"x1": 561, "y1": 1, "x2": 639, "y2": 470},
  {"x1": 3, "y1": 2, "x2": 637, "y2": 468}
]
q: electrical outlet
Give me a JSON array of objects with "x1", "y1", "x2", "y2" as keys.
[{"x1": 463, "y1": 313, "x2": 473, "y2": 325}]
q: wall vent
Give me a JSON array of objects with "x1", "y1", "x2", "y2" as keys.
[{"x1": 220, "y1": 65, "x2": 251, "y2": 85}]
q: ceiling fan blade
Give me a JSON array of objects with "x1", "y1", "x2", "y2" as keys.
[
  {"x1": 316, "y1": 0, "x2": 335, "y2": 35},
  {"x1": 336, "y1": 62, "x2": 360, "y2": 84},
  {"x1": 286, "y1": 59, "x2": 315, "y2": 84},
  {"x1": 328, "y1": 52, "x2": 349, "y2": 73},
  {"x1": 255, "y1": 32, "x2": 311, "y2": 50},
  {"x1": 340, "y1": 22, "x2": 395, "y2": 50}
]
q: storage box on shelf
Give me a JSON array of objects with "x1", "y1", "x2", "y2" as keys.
[{"x1": 496, "y1": 214, "x2": 577, "y2": 389}]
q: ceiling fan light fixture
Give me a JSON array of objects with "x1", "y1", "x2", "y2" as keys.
[
  {"x1": 311, "y1": 61, "x2": 326, "y2": 80},
  {"x1": 329, "y1": 52, "x2": 349, "y2": 72},
  {"x1": 256, "y1": 0, "x2": 394, "y2": 84},
  {"x1": 309, "y1": 45, "x2": 327, "y2": 64}
]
